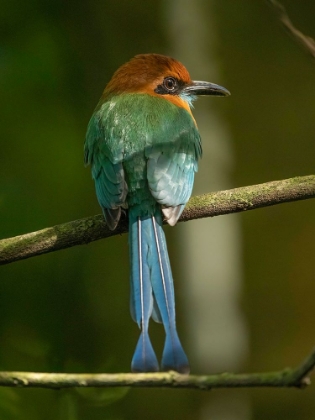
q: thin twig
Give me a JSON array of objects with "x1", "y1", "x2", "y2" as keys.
[
  {"x1": 0, "y1": 347, "x2": 313, "y2": 390},
  {"x1": 1, "y1": 175, "x2": 315, "y2": 265},
  {"x1": 267, "y1": 0, "x2": 315, "y2": 58}
]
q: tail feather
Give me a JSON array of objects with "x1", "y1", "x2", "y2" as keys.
[
  {"x1": 129, "y1": 212, "x2": 159, "y2": 372},
  {"x1": 131, "y1": 332, "x2": 159, "y2": 372},
  {"x1": 151, "y1": 298, "x2": 162, "y2": 323},
  {"x1": 150, "y1": 210, "x2": 189, "y2": 373},
  {"x1": 129, "y1": 207, "x2": 189, "y2": 374},
  {"x1": 161, "y1": 333, "x2": 190, "y2": 374}
]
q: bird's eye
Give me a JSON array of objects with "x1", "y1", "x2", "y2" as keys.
[
  {"x1": 154, "y1": 76, "x2": 180, "y2": 95},
  {"x1": 163, "y1": 77, "x2": 178, "y2": 92}
]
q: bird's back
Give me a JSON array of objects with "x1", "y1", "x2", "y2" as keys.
[{"x1": 86, "y1": 92, "x2": 201, "y2": 217}]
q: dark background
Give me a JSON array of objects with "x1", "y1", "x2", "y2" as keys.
[{"x1": 1, "y1": 1, "x2": 315, "y2": 419}]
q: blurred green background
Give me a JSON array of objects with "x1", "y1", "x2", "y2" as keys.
[{"x1": 1, "y1": 0, "x2": 315, "y2": 419}]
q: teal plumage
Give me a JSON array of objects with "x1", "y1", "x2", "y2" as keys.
[
  {"x1": 84, "y1": 54, "x2": 230, "y2": 373},
  {"x1": 85, "y1": 94, "x2": 201, "y2": 212}
]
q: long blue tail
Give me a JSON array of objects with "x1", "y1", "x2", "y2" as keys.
[{"x1": 129, "y1": 207, "x2": 189, "y2": 373}]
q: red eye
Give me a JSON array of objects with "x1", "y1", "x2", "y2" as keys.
[{"x1": 163, "y1": 77, "x2": 177, "y2": 92}]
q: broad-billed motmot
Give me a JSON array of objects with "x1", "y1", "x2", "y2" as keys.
[{"x1": 85, "y1": 54, "x2": 230, "y2": 374}]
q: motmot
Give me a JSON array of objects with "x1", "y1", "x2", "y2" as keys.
[{"x1": 84, "y1": 54, "x2": 230, "y2": 374}]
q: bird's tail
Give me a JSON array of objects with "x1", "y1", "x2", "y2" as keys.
[{"x1": 129, "y1": 207, "x2": 189, "y2": 374}]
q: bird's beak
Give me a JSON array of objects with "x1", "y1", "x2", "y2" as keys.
[{"x1": 183, "y1": 81, "x2": 230, "y2": 97}]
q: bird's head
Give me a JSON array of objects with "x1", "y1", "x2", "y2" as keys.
[{"x1": 102, "y1": 54, "x2": 230, "y2": 111}]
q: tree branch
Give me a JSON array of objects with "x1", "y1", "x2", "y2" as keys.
[
  {"x1": 1, "y1": 175, "x2": 315, "y2": 265},
  {"x1": 0, "y1": 347, "x2": 313, "y2": 390},
  {"x1": 267, "y1": 0, "x2": 315, "y2": 59}
]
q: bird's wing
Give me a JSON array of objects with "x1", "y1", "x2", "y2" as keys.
[
  {"x1": 146, "y1": 107, "x2": 202, "y2": 226},
  {"x1": 84, "y1": 103, "x2": 128, "y2": 230}
]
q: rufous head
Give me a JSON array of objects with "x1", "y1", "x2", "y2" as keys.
[{"x1": 102, "y1": 54, "x2": 230, "y2": 110}]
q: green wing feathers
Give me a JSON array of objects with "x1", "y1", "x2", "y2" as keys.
[{"x1": 84, "y1": 105, "x2": 127, "y2": 229}]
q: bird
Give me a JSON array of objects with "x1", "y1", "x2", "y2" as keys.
[{"x1": 84, "y1": 53, "x2": 230, "y2": 374}]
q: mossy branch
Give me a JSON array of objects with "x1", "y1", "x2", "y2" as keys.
[
  {"x1": 0, "y1": 346, "x2": 314, "y2": 390},
  {"x1": 1, "y1": 175, "x2": 315, "y2": 265}
]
